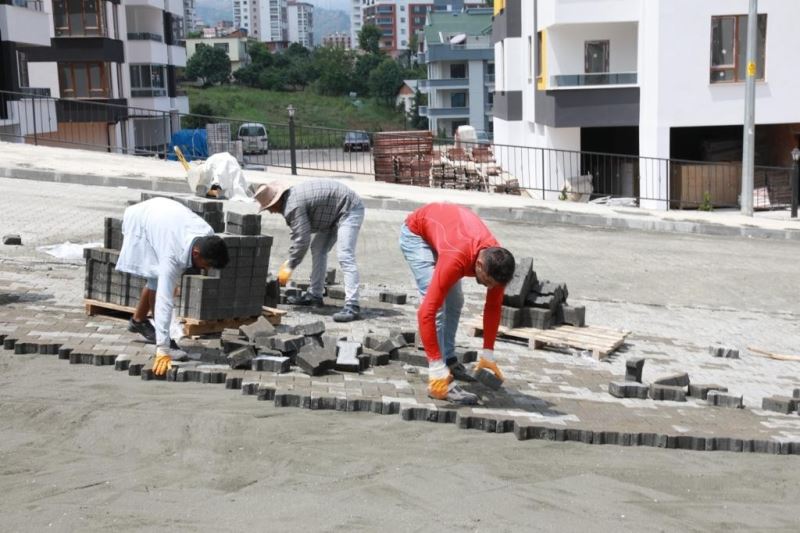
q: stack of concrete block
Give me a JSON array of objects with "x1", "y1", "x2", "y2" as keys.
[
  {"x1": 181, "y1": 233, "x2": 272, "y2": 320},
  {"x1": 83, "y1": 247, "x2": 146, "y2": 307},
  {"x1": 104, "y1": 217, "x2": 123, "y2": 249},
  {"x1": 139, "y1": 192, "x2": 225, "y2": 232},
  {"x1": 498, "y1": 256, "x2": 584, "y2": 330},
  {"x1": 226, "y1": 212, "x2": 262, "y2": 235}
]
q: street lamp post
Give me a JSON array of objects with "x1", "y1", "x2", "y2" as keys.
[
  {"x1": 287, "y1": 104, "x2": 297, "y2": 176},
  {"x1": 791, "y1": 147, "x2": 800, "y2": 218}
]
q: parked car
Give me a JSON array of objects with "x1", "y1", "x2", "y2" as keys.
[
  {"x1": 343, "y1": 131, "x2": 370, "y2": 152},
  {"x1": 237, "y1": 123, "x2": 269, "y2": 154}
]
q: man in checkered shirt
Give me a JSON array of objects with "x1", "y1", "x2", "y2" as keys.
[{"x1": 255, "y1": 179, "x2": 365, "y2": 322}]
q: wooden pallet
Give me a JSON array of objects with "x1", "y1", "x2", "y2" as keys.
[
  {"x1": 466, "y1": 318, "x2": 629, "y2": 360},
  {"x1": 84, "y1": 299, "x2": 286, "y2": 336}
]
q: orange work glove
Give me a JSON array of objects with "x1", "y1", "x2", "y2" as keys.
[
  {"x1": 153, "y1": 346, "x2": 173, "y2": 377},
  {"x1": 474, "y1": 349, "x2": 504, "y2": 381},
  {"x1": 277, "y1": 260, "x2": 293, "y2": 286}
]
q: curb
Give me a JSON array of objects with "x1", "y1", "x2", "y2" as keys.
[{"x1": 3, "y1": 165, "x2": 800, "y2": 241}]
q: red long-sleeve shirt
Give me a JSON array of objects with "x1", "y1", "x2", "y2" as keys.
[{"x1": 406, "y1": 203, "x2": 505, "y2": 362}]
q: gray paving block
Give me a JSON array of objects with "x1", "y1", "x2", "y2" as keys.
[
  {"x1": 649, "y1": 384, "x2": 687, "y2": 402},
  {"x1": 292, "y1": 321, "x2": 325, "y2": 337},
  {"x1": 379, "y1": 291, "x2": 407, "y2": 304},
  {"x1": 398, "y1": 349, "x2": 428, "y2": 367},
  {"x1": 227, "y1": 345, "x2": 256, "y2": 369},
  {"x1": 707, "y1": 390, "x2": 744, "y2": 409},
  {"x1": 503, "y1": 256, "x2": 534, "y2": 308},
  {"x1": 609, "y1": 381, "x2": 649, "y2": 399},
  {"x1": 688, "y1": 383, "x2": 728, "y2": 400},
  {"x1": 361, "y1": 347, "x2": 390, "y2": 366},
  {"x1": 252, "y1": 355, "x2": 291, "y2": 373},
  {"x1": 296, "y1": 348, "x2": 335, "y2": 376},
  {"x1": 239, "y1": 316, "x2": 276, "y2": 342},
  {"x1": 709, "y1": 345, "x2": 740, "y2": 359},
  {"x1": 269, "y1": 334, "x2": 305, "y2": 353},
  {"x1": 625, "y1": 358, "x2": 645, "y2": 383},
  {"x1": 519, "y1": 307, "x2": 551, "y2": 329},
  {"x1": 3, "y1": 234, "x2": 22, "y2": 245},
  {"x1": 561, "y1": 304, "x2": 586, "y2": 327},
  {"x1": 327, "y1": 286, "x2": 346, "y2": 300},
  {"x1": 761, "y1": 396, "x2": 797, "y2": 414},
  {"x1": 794, "y1": 388, "x2": 800, "y2": 399},
  {"x1": 474, "y1": 368, "x2": 503, "y2": 390},
  {"x1": 456, "y1": 349, "x2": 478, "y2": 364},
  {"x1": 500, "y1": 305, "x2": 522, "y2": 328},
  {"x1": 653, "y1": 373, "x2": 690, "y2": 387}
]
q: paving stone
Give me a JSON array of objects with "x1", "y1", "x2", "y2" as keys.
[
  {"x1": 688, "y1": 383, "x2": 728, "y2": 400},
  {"x1": 761, "y1": 396, "x2": 798, "y2": 414},
  {"x1": 625, "y1": 358, "x2": 645, "y2": 383},
  {"x1": 264, "y1": 278, "x2": 281, "y2": 308},
  {"x1": 649, "y1": 384, "x2": 687, "y2": 402},
  {"x1": 239, "y1": 316, "x2": 276, "y2": 343},
  {"x1": 327, "y1": 286, "x2": 346, "y2": 300},
  {"x1": 292, "y1": 320, "x2": 326, "y2": 337},
  {"x1": 608, "y1": 381, "x2": 649, "y2": 399},
  {"x1": 220, "y1": 335, "x2": 253, "y2": 354},
  {"x1": 500, "y1": 306, "x2": 522, "y2": 328},
  {"x1": 379, "y1": 291, "x2": 407, "y2": 305},
  {"x1": 3, "y1": 337, "x2": 16, "y2": 350},
  {"x1": 227, "y1": 345, "x2": 256, "y2": 369},
  {"x1": 707, "y1": 390, "x2": 744, "y2": 409},
  {"x1": 361, "y1": 348, "x2": 390, "y2": 366},
  {"x1": 296, "y1": 347, "x2": 335, "y2": 376},
  {"x1": 391, "y1": 328, "x2": 416, "y2": 345},
  {"x1": 335, "y1": 341, "x2": 364, "y2": 372},
  {"x1": 128, "y1": 362, "x2": 144, "y2": 376},
  {"x1": 503, "y1": 256, "x2": 535, "y2": 308},
  {"x1": 114, "y1": 358, "x2": 130, "y2": 371},
  {"x1": 519, "y1": 307, "x2": 551, "y2": 329},
  {"x1": 456, "y1": 349, "x2": 478, "y2": 364},
  {"x1": 793, "y1": 388, "x2": 800, "y2": 399},
  {"x1": 709, "y1": 345, "x2": 740, "y2": 359},
  {"x1": 653, "y1": 373, "x2": 690, "y2": 387},
  {"x1": 252, "y1": 355, "x2": 291, "y2": 373},
  {"x1": 398, "y1": 348, "x2": 428, "y2": 367},
  {"x1": 269, "y1": 334, "x2": 305, "y2": 353},
  {"x1": 2, "y1": 234, "x2": 22, "y2": 245},
  {"x1": 561, "y1": 305, "x2": 586, "y2": 327},
  {"x1": 325, "y1": 268, "x2": 337, "y2": 285},
  {"x1": 474, "y1": 368, "x2": 503, "y2": 390}
]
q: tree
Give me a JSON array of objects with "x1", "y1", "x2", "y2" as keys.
[
  {"x1": 368, "y1": 58, "x2": 403, "y2": 105},
  {"x1": 353, "y1": 52, "x2": 384, "y2": 96},
  {"x1": 248, "y1": 42, "x2": 273, "y2": 68},
  {"x1": 313, "y1": 47, "x2": 354, "y2": 96},
  {"x1": 186, "y1": 30, "x2": 203, "y2": 39},
  {"x1": 408, "y1": 88, "x2": 428, "y2": 130},
  {"x1": 182, "y1": 102, "x2": 216, "y2": 129},
  {"x1": 185, "y1": 44, "x2": 231, "y2": 87},
  {"x1": 358, "y1": 24, "x2": 383, "y2": 55}
]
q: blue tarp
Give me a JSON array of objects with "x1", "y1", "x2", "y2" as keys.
[{"x1": 167, "y1": 129, "x2": 208, "y2": 161}]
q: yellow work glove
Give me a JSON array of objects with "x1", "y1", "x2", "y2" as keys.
[
  {"x1": 474, "y1": 349, "x2": 504, "y2": 381},
  {"x1": 153, "y1": 346, "x2": 173, "y2": 377},
  {"x1": 427, "y1": 360, "x2": 452, "y2": 400},
  {"x1": 277, "y1": 260, "x2": 293, "y2": 286}
]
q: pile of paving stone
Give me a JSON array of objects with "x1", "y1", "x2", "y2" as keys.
[
  {"x1": 85, "y1": 192, "x2": 272, "y2": 321},
  {"x1": 499, "y1": 256, "x2": 585, "y2": 330}
]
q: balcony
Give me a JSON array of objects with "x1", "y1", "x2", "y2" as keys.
[
  {"x1": 424, "y1": 106, "x2": 470, "y2": 118},
  {"x1": 127, "y1": 39, "x2": 169, "y2": 64},
  {"x1": 551, "y1": 72, "x2": 637, "y2": 88},
  {"x1": 419, "y1": 78, "x2": 470, "y2": 90},
  {"x1": 0, "y1": 0, "x2": 50, "y2": 46}
]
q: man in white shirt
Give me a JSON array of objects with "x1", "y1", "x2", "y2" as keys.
[{"x1": 116, "y1": 197, "x2": 230, "y2": 376}]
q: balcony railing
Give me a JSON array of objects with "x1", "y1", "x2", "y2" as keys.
[
  {"x1": 419, "y1": 78, "x2": 470, "y2": 89},
  {"x1": 127, "y1": 32, "x2": 164, "y2": 42},
  {"x1": 11, "y1": 0, "x2": 43, "y2": 10},
  {"x1": 551, "y1": 72, "x2": 638, "y2": 88},
  {"x1": 425, "y1": 106, "x2": 470, "y2": 117}
]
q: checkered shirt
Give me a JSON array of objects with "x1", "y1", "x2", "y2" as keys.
[{"x1": 282, "y1": 179, "x2": 363, "y2": 269}]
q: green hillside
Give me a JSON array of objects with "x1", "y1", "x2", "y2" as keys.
[{"x1": 185, "y1": 86, "x2": 407, "y2": 133}]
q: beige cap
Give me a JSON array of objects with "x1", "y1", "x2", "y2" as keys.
[{"x1": 254, "y1": 181, "x2": 292, "y2": 212}]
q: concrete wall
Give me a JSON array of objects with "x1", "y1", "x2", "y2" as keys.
[{"x1": 547, "y1": 22, "x2": 638, "y2": 78}]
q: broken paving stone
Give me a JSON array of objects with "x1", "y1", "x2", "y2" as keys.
[
  {"x1": 761, "y1": 396, "x2": 798, "y2": 414},
  {"x1": 707, "y1": 390, "x2": 744, "y2": 409},
  {"x1": 239, "y1": 316, "x2": 276, "y2": 342},
  {"x1": 653, "y1": 373, "x2": 690, "y2": 388},
  {"x1": 474, "y1": 368, "x2": 503, "y2": 391},
  {"x1": 625, "y1": 358, "x2": 645, "y2": 383},
  {"x1": 2, "y1": 234, "x2": 22, "y2": 246},
  {"x1": 709, "y1": 345, "x2": 740, "y2": 359},
  {"x1": 226, "y1": 345, "x2": 256, "y2": 369},
  {"x1": 649, "y1": 384, "x2": 687, "y2": 402},
  {"x1": 252, "y1": 355, "x2": 291, "y2": 373},
  {"x1": 608, "y1": 381, "x2": 649, "y2": 399},
  {"x1": 688, "y1": 384, "x2": 728, "y2": 400}
]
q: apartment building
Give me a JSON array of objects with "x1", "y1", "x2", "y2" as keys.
[
  {"x1": 492, "y1": 0, "x2": 800, "y2": 208},
  {"x1": 186, "y1": 32, "x2": 250, "y2": 72},
  {"x1": 350, "y1": 0, "x2": 362, "y2": 46},
  {"x1": 183, "y1": 0, "x2": 196, "y2": 35},
  {"x1": 322, "y1": 31, "x2": 351, "y2": 49},
  {"x1": 360, "y1": 0, "x2": 483, "y2": 55},
  {"x1": 0, "y1": 1, "x2": 188, "y2": 154},
  {"x1": 287, "y1": 0, "x2": 313, "y2": 48},
  {"x1": 419, "y1": 8, "x2": 493, "y2": 137},
  {"x1": 233, "y1": 0, "x2": 287, "y2": 43}
]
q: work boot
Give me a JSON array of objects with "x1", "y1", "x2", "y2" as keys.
[
  {"x1": 128, "y1": 317, "x2": 155, "y2": 343},
  {"x1": 428, "y1": 381, "x2": 478, "y2": 405},
  {"x1": 446, "y1": 359, "x2": 476, "y2": 382},
  {"x1": 332, "y1": 304, "x2": 361, "y2": 323},
  {"x1": 286, "y1": 292, "x2": 324, "y2": 307}
]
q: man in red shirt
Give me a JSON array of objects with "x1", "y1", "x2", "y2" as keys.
[{"x1": 399, "y1": 203, "x2": 515, "y2": 404}]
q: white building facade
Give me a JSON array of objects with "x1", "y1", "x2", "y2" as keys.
[
  {"x1": 287, "y1": 1, "x2": 314, "y2": 48},
  {"x1": 492, "y1": 0, "x2": 800, "y2": 209},
  {"x1": 233, "y1": 0, "x2": 287, "y2": 43}
]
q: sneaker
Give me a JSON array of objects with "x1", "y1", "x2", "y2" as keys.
[
  {"x1": 430, "y1": 382, "x2": 478, "y2": 405},
  {"x1": 332, "y1": 305, "x2": 361, "y2": 323},
  {"x1": 446, "y1": 360, "x2": 476, "y2": 383},
  {"x1": 128, "y1": 318, "x2": 155, "y2": 343},
  {"x1": 287, "y1": 292, "x2": 324, "y2": 307}
]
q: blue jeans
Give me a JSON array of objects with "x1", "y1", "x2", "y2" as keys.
[
  {"x1": 308, "y1": 206, "x2": 364, "y2": 307},
  {"x1": 399, "y1": 223, "x2": 463, "y2": 363}
]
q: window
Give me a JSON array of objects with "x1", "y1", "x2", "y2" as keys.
[
  {"x1": 53, "y1": 0, "x2": 105, "y2": 37},
  {"x1": 535, "y1": 31, "x2": 543, "y2": 80},
  {"x1": 527, "y1": 35, "x2": 532, "y2": 80},
  {"x1": 59, "y1": 62, "x2": 109, "y2": 98},
  {"x1": 17, "y1": 51, "x2": 29, "y2": 88},
  {"x1": 129, "y1": 64, "x2": 167, "y2": 97},
  {"x1": 584, "y1": 40, "x2": 609, "y2": 73},
  {"x1": 214, "y1": 42, "x2": 230, "y2": 52},
  {"x1": 450, "y1": 63, "x2": 466, "y2": 79},
  {"x1": 451, "y1": 92, "x2": 466, "y2": 108},
  {"x1": 710, "y1": 14, "x2": 767, "y2": 83}
]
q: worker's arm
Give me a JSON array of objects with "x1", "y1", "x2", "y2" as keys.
[
  {"x1": 418, "y1": 258, "x2": 464, "y2": 362},
  {"x1": 474, "y1": 284, "x2": 506, "y2": 381},
  {"x1": 284, "y1": 208, "x2": 312, "y2": 270},
  {"x1": 153, "y1": 258, "x2": 184, "y2": 349}
]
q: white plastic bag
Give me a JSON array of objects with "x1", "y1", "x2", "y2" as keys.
[{"x1": 37, "y1": 241, "x2": 102, "y2": 261}]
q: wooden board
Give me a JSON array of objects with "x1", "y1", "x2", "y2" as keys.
[{"x1": 466, "y1": 318, "x2": 629, "y2": 360}]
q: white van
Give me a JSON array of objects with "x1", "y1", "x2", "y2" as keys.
[{"x1": 237, "y1": 123, "x2": 269, "y2": 154}]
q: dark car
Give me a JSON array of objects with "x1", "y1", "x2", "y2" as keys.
[{"x1": 343, "y1": 131, "x2": 370, "y2": 152}]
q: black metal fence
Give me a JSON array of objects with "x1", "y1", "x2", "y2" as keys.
[{"x1": 1, "y1": 89, "x2": 795, "y2": 211}]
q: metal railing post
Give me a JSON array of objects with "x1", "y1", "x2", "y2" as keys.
[
  {"x1": 31, "y1": 95, "x2": 38, "y2": 146},
  {"x1": 288, "y1": 115, "x2": 297, "y2": 176},
  {"x1": 791, "y1": 155, "x2": 799, "y2": 218}
]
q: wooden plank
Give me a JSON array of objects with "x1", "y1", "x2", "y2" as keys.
[
  {"x1": 183, "y1": 316, "x2": 259, "y2": 336},
  {"x1": 85, "y1": 298, "x2": 135, "y2": 317}
]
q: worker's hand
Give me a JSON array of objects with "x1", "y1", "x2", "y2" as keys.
[
  {"x1": 474, "y1": 349, "x2": 504, "y2": 381},
  {"x1": 277, "y1": 260, "x2": 293, "y2": 286},
  {"x1": 153, "y1": 346, "x2": 173, "y2": 377},
  {"x1": 427, "y1": 359, "x2": 453, "y2": 400}
]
